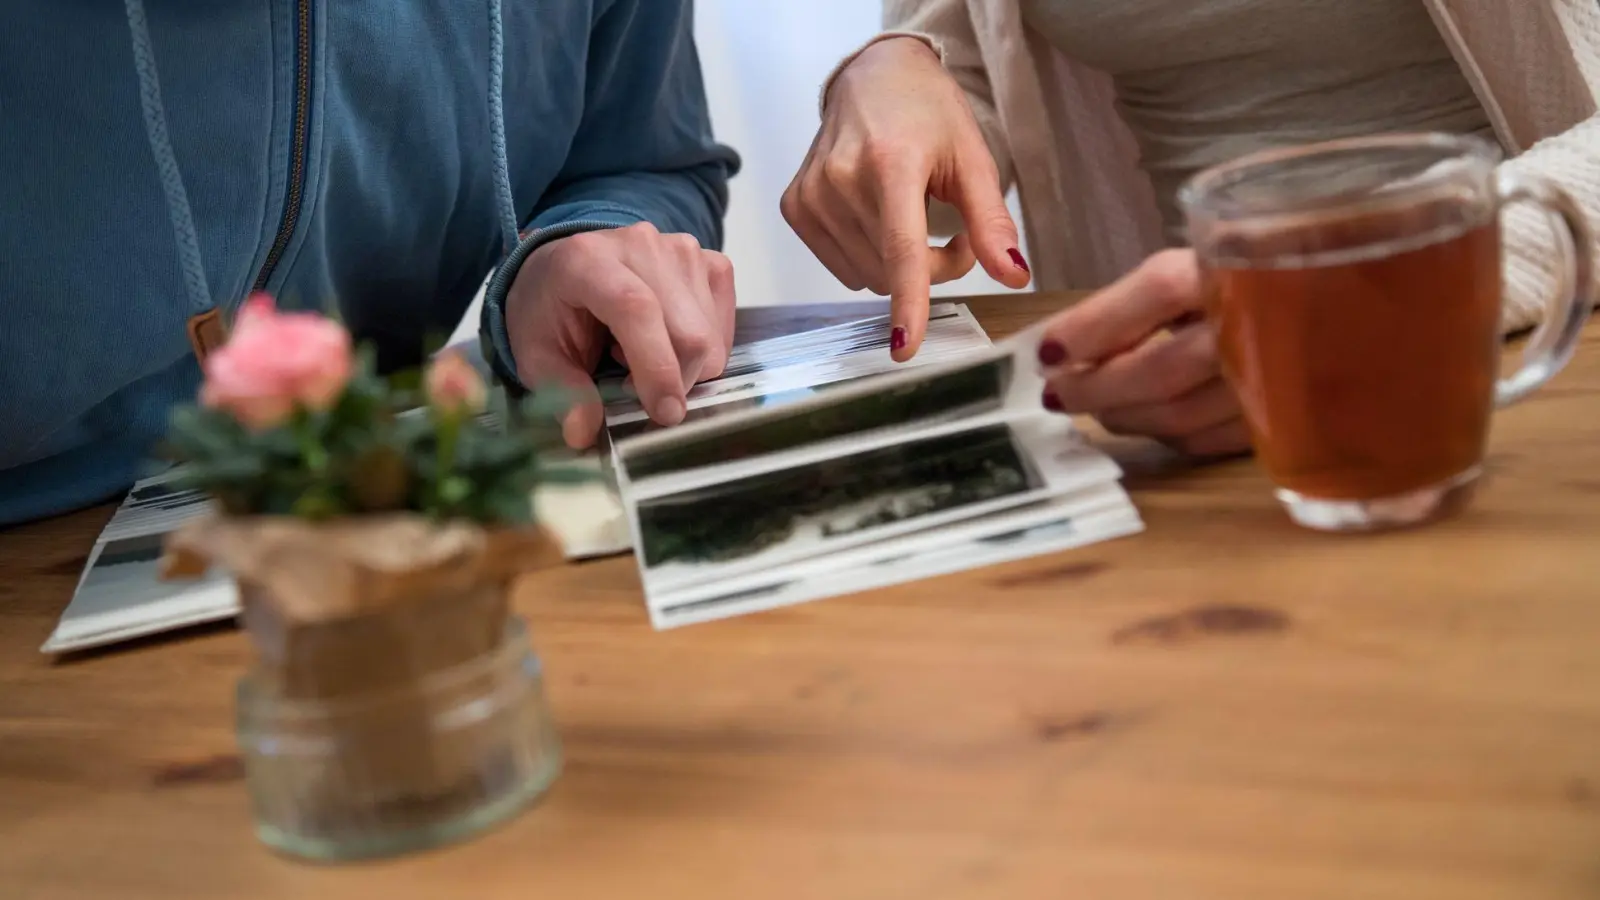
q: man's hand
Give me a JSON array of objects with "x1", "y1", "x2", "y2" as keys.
[
  {"x1": 504, "y1": 222, "x2": 736, "y2": 449},
  {"x1": 1037, "y1": 250, "x2": 1251, "y2": 459}
]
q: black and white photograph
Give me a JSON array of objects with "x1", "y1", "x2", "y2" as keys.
[
  {"x1": 635, "y1": 422, "x2": 1038, "y2": 578},
  {"x1": 649, "y1": 502, "x2": 1145, "y2": 630},
  {"x1": 620, "y1": 353, "x2": 1016, "y2": 481},
  {"x1": 607, "y1": 375, "x2": 881, "y2": 442},
  {"x1": 600, "y1": 303, "x2": 989, "y2": 423},
  {"x1": 643, "y1": 479, "x2": 1137, "y2": 614}
]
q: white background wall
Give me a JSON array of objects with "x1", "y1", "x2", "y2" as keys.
[{"x1": 693, "y1": 0, "x2": 1028, "y2": 307}]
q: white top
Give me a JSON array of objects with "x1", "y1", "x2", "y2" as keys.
[{"x1": 1018, "y1": 0, "x2": 1498, "y2": 242}]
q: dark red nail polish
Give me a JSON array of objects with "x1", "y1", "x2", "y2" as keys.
[
  {"x1": 1042, "y1": 390, "x2": 1062, "y2": 412},
  {"x1": 1008, "y1": 248, "x2": 1030, "y2": 273},
  {"x1": 890, "y1": 326, "x2": 907, "y2": 352},
  {"x1": 1037, "y1": 339, "x2": 1067, "y2": 367}
]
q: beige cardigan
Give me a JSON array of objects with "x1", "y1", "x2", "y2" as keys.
[{"x1": 829, "y1": 1, "x2": 1600, "y2": 333}]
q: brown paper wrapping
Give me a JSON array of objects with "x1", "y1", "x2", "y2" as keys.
[{"x1": 162, "y1": 515, "x2": 564, "y2": 837}]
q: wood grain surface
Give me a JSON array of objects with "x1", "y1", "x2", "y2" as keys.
[{"x1": 3, "y1": 292, "x2": 1599, "y2": 900}]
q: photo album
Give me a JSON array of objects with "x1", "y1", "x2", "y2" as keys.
[
  {"x1": 599, "y1": 304, "x2": 1144, "y2": 628},
  {"x1": 42, "y1": 303, "x2": 1142, "y2": 652}
]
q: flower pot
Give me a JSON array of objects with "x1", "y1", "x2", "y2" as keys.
[
  {"x1": 236, "y1": 615, "x2": 560, "y2": 861},
  {"x1": 164, "y1": 515, "x2": 564, "y2": 861}
]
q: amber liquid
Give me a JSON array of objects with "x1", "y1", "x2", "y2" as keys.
[{"x1": 1206, "y1": 215, "x2": 1503, "y2": 500}]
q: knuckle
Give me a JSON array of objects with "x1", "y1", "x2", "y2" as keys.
[
  {"x1": 1153, "y1": 361, "x2": 1197, "y2": 401},
  {"x1": 821, "y1": 155, "x2": 860, "y2": 189},
  {"x1": 779, "y1": 187, "x2": 803, "y2": 225},
  {"x1": 1139, "y1": 249, "x2": 1202, "y2": 312},
  {"x1": 704, "y1": 250, "x2": 735, "y2": 281},
  {"x1": 554, "y1": 229, "x2": 605, "y2": 262},
  {"x1": 622, "y1": 220, "x2": 660, "y2": 241},
  {"x1": 704, "y1": 351, "x2": 731, "y2": 381},
  {"x1": 611, "y1": 283, "x2": 657, "y2": 318},
  {"x1": 679, "y1": 327, "x2": 715, "y2": 358},
  {"x1": 863, "y1": 136, "x2": 915, "y2": 174},
  {"x1": 670, "y1": 232, "x2": 704, "y2": 261},
  {"x1": 976, "y1": 205, "x2": 1017, "y2": 238},
  {"x1": 880, "y1": 228, "x2": 925, "y2": 265},
  {"x1": 797, "y1": 174, "x2": 831, "y2": 214},
  {"x1": 676, "y1": 331, "x2": 716, "y2": 371}
]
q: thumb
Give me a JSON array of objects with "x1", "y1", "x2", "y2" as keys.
[{"x1": 947, "y1": 155, "x2": 1030, "y2": 290}]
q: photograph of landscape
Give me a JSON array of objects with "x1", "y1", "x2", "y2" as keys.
[
  {"x1": 635, "y1": 422, "x2": 1037, "y2": 570},
  {"x1": 607, "y1": 374, "x2": 883, "y2": 442},
  {"x1": 621, "y1": 354, "x2": 1016, "y2": 481}
]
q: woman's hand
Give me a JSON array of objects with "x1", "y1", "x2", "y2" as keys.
[
  {"x1": 782, "y1": 36, "x2": 1031, "y2": 362},
  {"x1": 504, "y1": 222, "x2": 736, "y2": 449},
  {"x1": 1037, "y1": 250, "x2": 1251, "y2": 459}
]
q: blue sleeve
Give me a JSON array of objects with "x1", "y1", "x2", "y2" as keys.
[{"x1": 481, "y1": 0, "x2": 741, "y2": 391}]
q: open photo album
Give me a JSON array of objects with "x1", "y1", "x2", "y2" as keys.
[
  {"x1": 598, "y1": 303, "x2": 1145, "y2": 628},
  {"x1": 43, "y1": 303, "x2": 1142, "y2": 652}
]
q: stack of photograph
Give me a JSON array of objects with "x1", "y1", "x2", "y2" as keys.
[{"x1": 604, "y1": 307, "x2": 1146, "y2": 629}]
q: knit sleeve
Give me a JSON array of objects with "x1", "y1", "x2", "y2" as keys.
[{"x1": 1497, "y1": 113, "x2": 1600, "y2": 335}]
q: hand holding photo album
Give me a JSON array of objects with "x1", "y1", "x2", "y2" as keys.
[{"x1": 44, "y1": 303, "x2": 1142, "y2": 652}]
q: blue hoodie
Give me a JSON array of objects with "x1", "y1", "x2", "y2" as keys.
[{"x1": 0, "y1": 0, "x2": 738, "y2": 526}]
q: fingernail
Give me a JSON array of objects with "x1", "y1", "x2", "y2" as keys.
[
  {"x1": 1037, "y1": 339, "x2": 1068, "y2": 367},
  {"x1": 890, "y1": 327, "x2": 907, "y2": 352},
  {"x1": 1042, "y1": 390, "x2": 1062, "y2": 412},
  {"x1": 655, "y1": 396, "x2": 687, "y2": 426},
  {"x1": 1008, "y1": 248, "x2": 1030, "y2": 273}
]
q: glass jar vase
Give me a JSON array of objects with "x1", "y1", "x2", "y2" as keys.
[{"x1": 235, "y1": 616, "x2": 561, "y2": 861}]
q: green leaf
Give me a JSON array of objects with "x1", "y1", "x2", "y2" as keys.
[
  {"x1": 291, "y1": 487, "x2": 345, "y2": 521},
  {"x1": 387, "y1": 366, "x2": 424, "y2": 393},
  {"x1": 438, "y1": 475, "x2": 472, "y2": 505}
]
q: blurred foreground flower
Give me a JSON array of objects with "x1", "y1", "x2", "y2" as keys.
[
  {"x1": 425, "y1": 351, "x2": 487, "y2": 416},
  {"x1": 163, "y1": 294, "x2": 589, "y2": 523},
  {"x1": 199, "y1": 294, "x2": 353, "y2": 430}
]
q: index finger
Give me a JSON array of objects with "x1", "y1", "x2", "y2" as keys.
[
  {"x1": 586, "y1": 266, "x2": 689, "y2": 427},
  {"x1": 876, "y1": 162, "x2": 934, "y2": 363},
  {"x1": 1039, "y1": 249, "x2": 1203, "y2": 367}
]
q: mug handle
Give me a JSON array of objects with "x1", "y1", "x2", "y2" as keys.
[{"x1": 1494, "y1": 170, "x2": 1597, "y2": 407}]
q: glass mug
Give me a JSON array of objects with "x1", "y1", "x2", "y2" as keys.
[{"x1": 1180, "y1": 133, "x2": 1595, "y2": 532}]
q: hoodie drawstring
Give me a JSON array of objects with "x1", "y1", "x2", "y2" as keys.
[
  {"x1": 122, "y1": 0, "x2": 523, "y2": 317},
  {"x1": 123, "y1": 0, "x2": 213, "y2": 315},
  {"x1": 487, "y1": 0, "x2": 521, "y2": 255}
]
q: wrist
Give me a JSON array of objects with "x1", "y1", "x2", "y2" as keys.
[
  {"x1": 819, "y1": 32, "x2": 946, "y2": 116},
  {"x1": 481, "y1": 210, "x2": 645, "y2": 392},
  {"x1": 855, "y1": 35, "x2": 942, "y2": 71}
]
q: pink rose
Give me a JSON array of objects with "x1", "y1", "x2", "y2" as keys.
[
  {"x1": 425, "y1": 351, "x2": 487, "y2": 415},
  {"x1": 200, "y1": 294, "x2": 353, "y2": 430}
]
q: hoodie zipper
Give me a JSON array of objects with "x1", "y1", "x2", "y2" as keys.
[{"x1": 251, "y1": 0, "x2": 313, "y2": 292}]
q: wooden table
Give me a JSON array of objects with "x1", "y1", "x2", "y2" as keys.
[{"x1": 4, "y1": 292, "x2": 1600, "y2": 900}]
